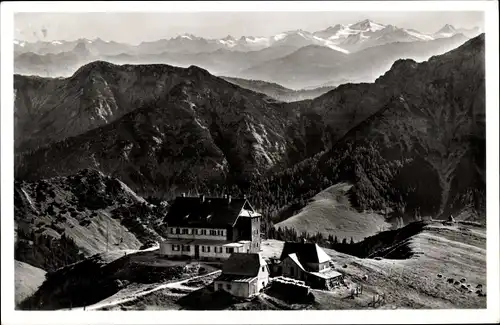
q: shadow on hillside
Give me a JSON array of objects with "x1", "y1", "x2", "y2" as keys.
[
  {"x1": 331, "y1": 221, "x2": 427, "y2": 260},
  {"x1": 18, "y1": 251, "x2": 204, "y2": 310},
  {"x1": 176, "y1": 286, "x2": 240, "y2": 310}
]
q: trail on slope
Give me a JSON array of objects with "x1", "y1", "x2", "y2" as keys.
[{"x1": 61, "y1": 270, "x2": 221, "y2": 311}]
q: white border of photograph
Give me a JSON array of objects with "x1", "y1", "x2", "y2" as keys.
[{"x1": 1, "y1": 1, "x2": 499, "y2": 324}]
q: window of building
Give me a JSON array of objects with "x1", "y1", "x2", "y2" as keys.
[
  {"x1": 170, "y1": 228, "x2": 174, "y2": 234},
  {"x1": 175, "y1": 228, "x2": 180, "y2": 234},
  {"x1": 227, "y1": 284, "x2": 232, "y2": 290},
  {"x1": 217, "y1": 283, "x2": 223, "y2": 290},
  {"x1": 172, "y1": 244, "x2": 180, "y2": 251},
  {"x1": 207, "y1": 246, "x2": 211, "y2": 253},
  {"x1": 226, "y1": 247, "x2": 234, "y2": 254},
  {"x1": 202, "y1": 246, "x2": 205, "y2": 253},
  {"x1": 262, "y1": 266, "x2": 265, "y2": 272},
  {"x1": 182, "y1": 245, "x2": 190, "y2": 252},
  {"x1": 201, "y1": 229, "x2": 207, "y2": 235},
  {"x1": 210, "y1": 230, "x2": 217, "y2": 236},
  {"x1": 182, "y1": 228, "x2": 188, "y2": 234}
]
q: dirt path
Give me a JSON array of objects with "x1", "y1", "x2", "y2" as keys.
[{"x1": 61, "y1": 270, "x2": 221, "y2": 311}]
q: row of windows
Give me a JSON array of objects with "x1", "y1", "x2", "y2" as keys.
[
  {"x1": 172, "y1": 245, "x2": 190, "y2": 252},
  {"x1": 171, "y1": 245, "x2": 235, "y2": 254},
  {"x1": 170, "y1": 228, "x2": 225, "y2": 236}
]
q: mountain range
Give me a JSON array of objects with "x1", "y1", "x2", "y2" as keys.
[
  {"x1": 15, "y1": 33, "x2": 471, "y2": 90},
  {"x1": 15, "y1": 34, "x2": 485, "y2": 226},
  {"x1": 14, "y1": 20, "x2": 481, "y2": 56},
  {"x1": 14, "y1": 20, "x2": 481, "y2": 89}
]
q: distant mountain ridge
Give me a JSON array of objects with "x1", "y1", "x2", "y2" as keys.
[
  {"x1": 15, "y1": 33, "x2": 472, "y2": 89},
  {"x1": 15, "y1": 20, "x2": 480, "y2": 56},
  {"x1": 241, "y1": 33, "x2": 470, "y2": 88},
  {"x1": 220, "y1": 76, "x2": 335, "y2": 102}
]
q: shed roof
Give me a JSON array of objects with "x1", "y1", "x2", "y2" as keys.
[
  {"x1": 222, "y1": 253, "x2": 267, "y2": 276},
  {"x1": 280, "y1": 242, "x2": 331, "y2": 264},
  {"x1": 164, "y1": 196, "x2": 254, "y2": 228}
]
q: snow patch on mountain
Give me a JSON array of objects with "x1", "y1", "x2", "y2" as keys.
[
  {"x1": 405, "y1": 29, "x2": 434, "y2": 41},
  {"x1": 273, "y1": 33, "x2": 287, "y2": 41}
]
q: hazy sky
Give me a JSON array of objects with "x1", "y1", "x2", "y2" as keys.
[{"x1": 15, "y1": 11, "x2": 484, "y2": 44}]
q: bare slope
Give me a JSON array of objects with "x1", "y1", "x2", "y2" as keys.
[
  {"x1": 15, "y1": 261, "x2": 47, "y2": 306},
  {"x1": 275, "y1": 183, "x2": 391, "y2": 241},
  {"x1": 14, "y1": 169, "x2": 166, "y2": 272},
  {"x1": 317, "y1": 222, "x2": 486, "y2": 309}
]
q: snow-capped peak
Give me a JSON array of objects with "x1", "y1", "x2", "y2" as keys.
[
  {"x1": 349, "y1": 19, "x2": 386, "y2": 32},
  {"x1": 273, "y1": 33, "x2": 287, "y2": 41}
]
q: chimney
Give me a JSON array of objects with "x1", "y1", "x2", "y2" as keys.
[
  {"x1": 228, "y1": 195, "x2": 232, "y2": 204},
  {"x1": 200, "y1": 194, "x2": 205, "y2": 203}
]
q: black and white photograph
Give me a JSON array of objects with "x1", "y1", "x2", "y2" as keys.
[{"x1": 1, "y1": 1, "x2": 499, "y2": 324}]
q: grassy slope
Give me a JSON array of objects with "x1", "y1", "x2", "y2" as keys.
[
  {"x1": 316, "y1": 222, "x2": 486, "y2": 309},
  {"x1": 15, "y1": 260, "x2": 47, "y2": 306},
  {"x1": 275, "y1": 183, "x2": 392, "y2": 241}
]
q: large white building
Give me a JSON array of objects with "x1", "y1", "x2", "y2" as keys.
[{"x1": 159, "y1": 194, "x2": 262, "y2": 261}]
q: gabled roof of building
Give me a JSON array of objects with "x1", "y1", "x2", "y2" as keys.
[
  {"x1": 221, "y1": 253, "x2": 266, "y2": 277},
  {"x1": 287, "y1": 253, "x2": 306, "y2": 272},
  {"x1": 164, "y1": 196, "x2": 255, "y2": 228},
  {"x1": 280, "y1": 242, "x2": 331, "y2": 264}
]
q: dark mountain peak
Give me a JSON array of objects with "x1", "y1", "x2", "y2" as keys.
[
  {"x1": 186, "y1": 65, "x2": 212, "y2": 78},
  {"x1": 71, "y1": 60, "x2": 117, "y2": 79},
  {"x1": 430, "y1": 33, "x2": 484, "y2": 61},
  {"x1": 389, "y1": 58, "x2": 418, "y2": 72}
]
